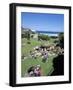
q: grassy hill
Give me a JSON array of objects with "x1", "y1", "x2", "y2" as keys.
[{"x1": 21, "y1": 37, "x2": 57, "y2": 77}]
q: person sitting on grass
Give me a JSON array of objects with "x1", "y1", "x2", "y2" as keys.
[
  {"x1": 27, "y1": 66, "x2": 35, "y2": 77},
  {"x1": 34, "y1": 65, "x2": 41, "y2": 76},
  {"x1": 27, "y1": 65, "x2": 41, "y2": 77}
]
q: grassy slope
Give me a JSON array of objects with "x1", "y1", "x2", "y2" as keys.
[
  {"x1": 21, "y1": 38, "x2": 54, "y2": 55},
  {"x1": 21, "y1": 56, "x2": 56, "y2": 77},
  {"x1": 21, "y1": 38, "x2": 56, "y2": 77}
]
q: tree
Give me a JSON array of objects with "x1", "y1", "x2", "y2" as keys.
[
  {"x1": 38, "y1": 34, "x2": 50, "y2": 41},
  {"x1": 27, "y1": 31, "x2": 30, "y2": 40},
  {"x1": 58, "y1": 33, "x2": 64, "y2": 48},
  {"x1": 26, "y1": 31, "x2": 31, "y2": 44}
]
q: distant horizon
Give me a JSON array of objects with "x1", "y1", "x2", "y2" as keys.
[
  {"x1": 22, "y1": 27, "x2": 63, "y2": 33},
  {"x1": 22, "y1": 27, "x2": 64, "y2": 36},
  {"x1": 21, "y1": 12, "x2": 64, "y2": 36}
]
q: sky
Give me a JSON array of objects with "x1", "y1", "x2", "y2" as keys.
[{"x1": 21, "y1": 12, "x2": 64, "y2": 33}]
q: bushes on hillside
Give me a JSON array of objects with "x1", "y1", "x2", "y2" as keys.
[
  {"x1": 38, "y1": 34, "x2": 50, "y2": 41},
  {"x1": 58, "y1": 33, "x2": 64, "y2": 48}
]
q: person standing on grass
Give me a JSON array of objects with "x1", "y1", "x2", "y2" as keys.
[{"x1": 42, "y1": 51, "x2": 48, "y2": 62}]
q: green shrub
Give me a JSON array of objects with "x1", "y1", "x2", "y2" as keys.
[{"x1": 38, "y1": 34, "x2": 50, "y2": 41}]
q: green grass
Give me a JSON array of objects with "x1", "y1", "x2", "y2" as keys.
[
  {"x1": 21, "y1": 55, "x2": 56, "y2": 77},
  {"x1": 21, "y1": 38, "x2": 41, "y2": 56},
  {"x1": 21, "y1": 38, "x2": 57, "y2": 77},
  {"x1": 21, "y1": 38, "x2": 55, "y2": 56}
]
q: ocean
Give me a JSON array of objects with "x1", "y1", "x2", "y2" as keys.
[
  {"x1": 36, "y1": 31, "x2": 60, "y2": 36},
  {"x1": 39, "y1": 33, "x2": 58, "y2": 36}
]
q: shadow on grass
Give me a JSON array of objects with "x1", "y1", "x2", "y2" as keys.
[{"x1": 51, "y1": 54, "x2": 64, "y2": 76}]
